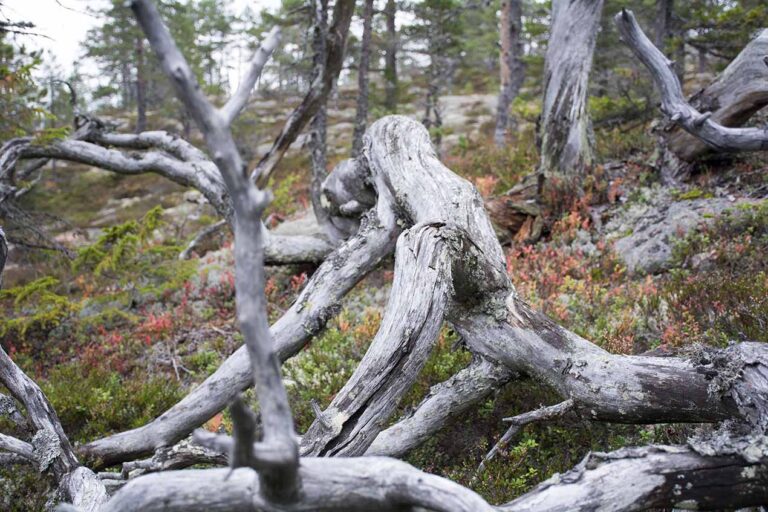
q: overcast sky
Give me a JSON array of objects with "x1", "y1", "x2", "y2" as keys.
[{"x1": 3, "y1": 0, "x2": 282, "y2": 74}]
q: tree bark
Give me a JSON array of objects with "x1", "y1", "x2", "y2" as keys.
[
  {"x1": 253, "y1": 0, "x2": 355, "y2": 188},
  {"x1": 383, "y1": 0, "x2": 398, "y2": 113},
  {"x1": 653, "y1": 0, "x2": 672, "y2": 50},
  {"x1": 494, "y1": 0, "x2": 525, "y2": 146},
  {"x1": 538, "y1": 0, "x2": 603, "y2": 178},
  {"x1": 135, "y1": 36, "x2": 147, "y2": 133},
  {"x1": 351, "y1": 0, "x2": 374, "y2": 157}
]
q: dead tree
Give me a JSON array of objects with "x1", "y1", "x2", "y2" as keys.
[
  {"x1": 493, "y1": 0, "x2": 525, "y2": 146},
  {"x1": 0, "y1": 12, "x2": 352, "y2": 264},
  {"x1": 0, "y1": 346, "x2": 109, "y2": 510},
  {"x1": 651, "y1": 26, "x2": 768, "y2": 181},
  {"x1": 3, "y1": 3, "x2": 768, "y2": 510},
  {"x1": 616, "y1": 10, "x2": 768, "y2": 159},
  {"x1": 85, "y1": 108, "x2": 768, "y2": 509},
  {"x1": 538, "y1": 0, "x2": 604, "y2": 179},
  {"x1": 253, "y1": 0, "x2": 355, "y2": 188}
]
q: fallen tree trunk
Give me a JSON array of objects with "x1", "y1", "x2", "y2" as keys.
[{"x1": 500, "y1": 445, "x2": 768, "y2": 511}]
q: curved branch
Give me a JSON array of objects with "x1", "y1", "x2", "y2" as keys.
[
  {"x1": 367, "y1": 357, "x2": 514, "y2": 458},
  {"x1": 221, "y1": 26, "x2": 282, "y2": 126},
  {"x1": 616, "y1": 9, "x2": 768, "y2": 152},
  {"x1": 80, "y1": 172, "x2": 399, "y2": 468},
  {"x1": 106, "y1": 458, "x2": 495, "y2": 512},
  {"x1": 0, "y1": 347, "x2": 108, "y2": 510},
  {"x1": 301, "y1": 223, "x2": 454, "y2": 456},
  {"x1": 19, "y1": 139, "x2": 231, "y2": 219},
  {"x1": 253, "y1": 0, "x2": 355, "y2": 187}
]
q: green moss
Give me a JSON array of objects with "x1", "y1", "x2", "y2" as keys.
[{"x1": 674, "y1": 188, "x2": 714, "y2": 201}]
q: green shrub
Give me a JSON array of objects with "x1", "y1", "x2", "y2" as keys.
[{"x1": 43, "y1": 363, "x2": 183, "y2": 444}]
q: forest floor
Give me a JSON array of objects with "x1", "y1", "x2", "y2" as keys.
[{"x1": 1, "y1": 90, "x2": 767, "y2": 508}]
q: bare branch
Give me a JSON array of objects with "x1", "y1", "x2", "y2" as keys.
[
  {"x1": 477, "y1": 399, "x2": 574, "y2": 474},
  {"x1": 81, "y1": 200, "x2": 398, "y2": 467},
  {"x1": 301, "y1": 223, "x2": 454, "y2": 456},
  {"x1": 220, "y1": 27, "x2": 281, "y2": 126},
  {"x1": 121, "y1": 437, "x2": 227, "y2": 477},
  {"x1": 368, "y1": 358, "x2": 514, "y2": 458},
  {"x1": 0, "y1": 432, "x2": 35, "y2": 462},
  {"x1": 253, "y1": 0, "x2": 355, "y2": 187},
  {"x1": 616, "y1": 9, "x2": 768, "y2": 152},
  {"x1": 130, "y1": 0, "x2": 298, "y2": 501},
  {"x1": 0, "y1": 346, "x2": 108, "y2": 510},
  {"x1": 106, "y1": 458, "x2": 495, "y2": 512}
]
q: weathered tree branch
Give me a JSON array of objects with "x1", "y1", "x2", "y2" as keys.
[
  {"x1": 129, "y1": 0, "x2": 299, "y2": 502},
  {"x1": 301, "y1": 223, "x2": 454, "y2": 456},
  {"x1": 220, "y1": 27, "x2": 281, "y2": 126},
  {"x1": 106, "y1": 459, "x2": 496, "y2": 512},
  {"x1": 616, "y1": 9, "x2": 768, "y2": 153},
  {"x1": 478, "y1": 399, "x2": 574, "y2": 474},
  {"x1": 0, "y1": 346, "x2": 108, "y2": 510},
  {"x1": 500, "y1": 445, "x2": 768, "y2": 511},
  {"x1": 367, "y1": 357, "x2": 514, "y2": 458},
  {"x1": 666, "y1": 28, "x2": 768, "y2": 162},
  {"x1": 253, "y1": 0, "x2": 354, "y2": 188}
]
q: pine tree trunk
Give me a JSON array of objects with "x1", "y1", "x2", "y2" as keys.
[
  {"x1": 653, "y1": 0, "x2": 672, "y2": 50},
  {"x1": 351, "y1": 0, "x2": 374, "y2": 158},
  {"x1": 309, "y1": 0, "x2": 330, "y2": 230},
  {"x1": 383, "y1": 0, "x2": 398, "y2": 113},
  {"x1": 538, "y1": 0, "x2": 603, "y2": 181},
  {"x1": 493, "y1": 0, "x2": 525, "y2": 147},
  {"x1": 135, "y1": 37, "x2": 147, "y2": 133}
]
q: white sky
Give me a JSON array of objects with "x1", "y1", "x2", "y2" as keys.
[{"x1": 3, "y1": 0, "x2": 282, "y2": 74}]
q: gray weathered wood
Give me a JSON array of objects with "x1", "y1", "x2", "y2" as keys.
[
  {"x1": 666, "y1": 28, "x2": 768, "y2": 161},
  {"x1": 220, "y1": 27, "x2": 281, "y2": 126},
  {"x1": 478, "y1": 399, "x2": 574, "y2": 474},
  {"x1": 500, "y1": 446, "x2": 768, "y2": 511},
  {"x1": 367, "y1": 357, "x2": 514, "y2": 458},
  {"x1": 253, "y1": 0, "x2": 355, "y2": 188},
  {"x1": 0, "y1": 346, "x2": 109, "y2": 510},
  {"x1": 129, "y1": 0, "x2": 300, "y2": 502},
  {"x1": 106, "y1": 458, "x2": 495, "y2": 512},
  {"x1": 616, "y1": 10, "x2": 768, "y2": 154},
  {"x1": 538, "y1": 0, "x2": 603, "y2": 176},
  {"x1": 301, "y1": 223, "x2": 454, "y2": 456}
]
